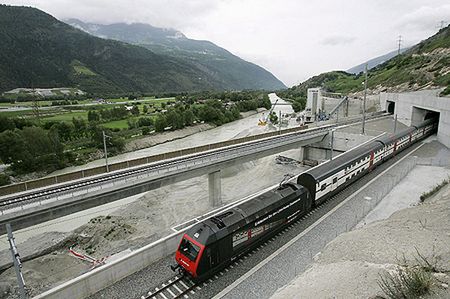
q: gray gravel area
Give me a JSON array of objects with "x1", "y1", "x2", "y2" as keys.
[
  {"x1": 339, "y1": 116, "x2": 407, "y2": 136},
  {"x1": 88, "y1": 140, "x2": 425, "y2": 299},
  {"x1": 217, "y1": 150, "x2": 418, "y2": 299}
]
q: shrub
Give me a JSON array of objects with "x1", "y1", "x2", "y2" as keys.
[
  {"x1": 378, "y1": 266, "x2": 433, "y2": 299},
  {"x1": 142, "y1": 127, "x2": 151, "y2": 135},
  {"x1": 420, "y1": 179, "x2": 448, "y2": 202},
  {"x1": 0, "y1": 173, "x2": 10, "y2": 186}
]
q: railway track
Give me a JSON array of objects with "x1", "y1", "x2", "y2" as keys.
[
  {"x1": 0, "y1": 128, "x2": 326, "y2": 210},
  {"x1": 140, "y1": 139, "x2": 423, "y2": 299},
  {"x1": 0, "y1": 113, "x2": 388, "y2": 212},
  {"x1": 141, "y1": 190, "x2": 339, "y2": 299},
  {"x1": 142, "y1": 275, "x2": 201, "y2": 299}
]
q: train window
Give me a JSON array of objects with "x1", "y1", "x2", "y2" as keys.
[
  {"x1": 333, "y1": 177, "x2": 338, "y2": 184},
  {"x1": 216, "y1": 211, "x2": 233, "y2": 219},
  {"x1": 179, "y1": 238, "x2": 200, "y2": 261},
  {"x1": 321, "y1": 184, "x2": 326, "y2": 191},
  {"x1": 210, "y1": 217, "x2": 226, "y2": 229}
]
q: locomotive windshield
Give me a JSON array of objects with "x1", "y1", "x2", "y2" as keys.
[{"x1": 179, "y1": 238, "x2": 200, "y2": 261}]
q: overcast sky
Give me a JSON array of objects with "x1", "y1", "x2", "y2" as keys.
[{"x1": 3, "y1": 0, "x2": 450, "y2": 86}]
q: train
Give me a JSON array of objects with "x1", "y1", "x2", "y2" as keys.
[{"x1": 172, "y1": 118, "x2": 438, "y2": 280}]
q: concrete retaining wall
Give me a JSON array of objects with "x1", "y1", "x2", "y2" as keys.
[
  {"x1": 323, "y1": 96, "x2": 380, "y2": 119},
  {"x1": 303, "y1": 131, "x2": 376, "y2": 162},
  {"x1": 34, "y1": 230, "x2": 185, "y2": 299},
  {"x1": 381, "y1": 91, "x2": 450, "y2": 148}
]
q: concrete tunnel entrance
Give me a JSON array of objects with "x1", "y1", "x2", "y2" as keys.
[
  {"x1": 387, "y1": 101, "x2": 395, "y2": 114},
  {"x1": 411, "y1": 106, "x2": 440, "y2": 133}
]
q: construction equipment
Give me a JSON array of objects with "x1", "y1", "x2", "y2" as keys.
[{"x1": 258, "y1": 98, "x2": 279, "y2": 126}]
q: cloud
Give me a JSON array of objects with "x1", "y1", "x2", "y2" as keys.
[
  {"x1": 320, "y1": 36, "x2": 357, "y2": 46},
  {"x1": 2, "y1": 0, "x2": 450, "y2": 86},
  {"x1": 394, "y1": 4, "x2": 450, "y2": 32}
]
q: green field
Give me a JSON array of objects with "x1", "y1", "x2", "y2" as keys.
[
  {"x1": 42, "y1": 111, "x2": 88, "y2": 122},
  {"x1": 101, "y1": 119, "x2": 130, "y2": 129},
  {"x1": 0, "y1": 95, "x2": 175, "y2": 131}
]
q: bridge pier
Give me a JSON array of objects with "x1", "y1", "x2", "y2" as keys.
[
  {"x1": 208, "y1": 170, "x2": 222, "y2": 207},
  {"x1": 299, "y1": 146, "x2": 305, "y2": 162}
]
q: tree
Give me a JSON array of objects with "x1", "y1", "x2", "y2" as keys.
[
  {"x1": 88, "y1": 110, "x2": 100, "y2": 122},
  {"x1": 0, "y1": 116, "x2": 15, "y2": 133},
  {"x1": 183, "y1": 109, "x2": 195, "y2": 126},
  {"x1": 130, "y1": 105, "x2": 140, "y2": 116},
  {"x1": 90, "y1": 128, "x2": 125, "y2": 154},
  {"x1": 154, "y1": 115, "x2": 167, "y2": 132},
  {"x1": 51, "y1": 122, "x2": 74, "y2": 141},
  {"x1": 165, "y1": 109, "x2": 184, "y2": 130},
  {"x1": 127, "y1": 119, "x2": 137, "y2": 129},
  {"x1": 269, "y1": 111, "x2": 278, "y2": 124},
  {"x1": 142, "y1": 127, "x2": 151, "y2": 135},
  {"x1": 137, "y1": 117, "x2": 153, "y2": 127},
  {"x1": 72, "y1": 117, "x2": 87, "y2": 138},
  {"x1": 0, "y1": 173, "x2": 10, "y2": 186},
  {"x1": 0, "y1": 130, "x2": 25, "y2": 165},
  {"x1": 292, "y1": 97, "x2": 306, "y2": 112},
  {"x1": 0, "y1": 127, "x2": 67, "y2": 173}
]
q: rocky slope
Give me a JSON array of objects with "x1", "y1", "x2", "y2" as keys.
[{"x1": 272, "y1": 184, "x2": 450, "y2": 298}]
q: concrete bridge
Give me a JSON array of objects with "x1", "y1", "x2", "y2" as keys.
[
  {"x1": 0, "y1": 126, "x2": 325, "y2": 233},
  {"x1": 0, "y1": 113, "x2": 386, "y2": 233}
]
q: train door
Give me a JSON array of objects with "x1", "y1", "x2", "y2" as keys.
[
  {"x1": 369, "y1": 152, "x2": 374, "y2": 170},
  {"x1": 331, "y1": 176, "x2": 338, "y2": 191},
  {"x1": 409, "y1": 133, "x2": 412, "y2": 144},
  {"x1": 206, "y1": 247, "x2": 220, "y2": 270}
]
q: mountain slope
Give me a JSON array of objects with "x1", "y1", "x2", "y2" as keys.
[
  {"x1": 0, "y1": 6, "x2": 284, "y2": 96},
  {"x1": 346, "y1": 47, "x2": 410, "y2": 74},
  {"x1": 65, "y1": 19, "x2": 286, "y2": 91},
  {"x1": 285, "y1": 25, "x2": 450, "y2": 97}
]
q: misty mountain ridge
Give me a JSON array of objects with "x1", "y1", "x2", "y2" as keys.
[
  {"x1": 65, "y1": 19, "x2": 188, "y2": 45},
  {"x1": 64, "y1": 19, "x2": 286, "y2": 90}
]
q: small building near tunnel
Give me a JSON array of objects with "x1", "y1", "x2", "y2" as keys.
[{"x1": 380, "y1": 90, "x2": 450, "y2": 148}]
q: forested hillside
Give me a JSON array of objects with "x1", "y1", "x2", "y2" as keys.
[
  {"x1": 66, "y1": 19, "x2": 286, "y2": 91},
  {"x1": 0, "y1": 5, "x2": 284, "y2": 96}
]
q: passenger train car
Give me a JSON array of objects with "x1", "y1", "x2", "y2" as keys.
[
  {"x1": 173, "y1": 118, "x2": 437, "y2": 280},
  {"x1": 297, "y1": 118, "x2": 437, "y2": 205}
]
